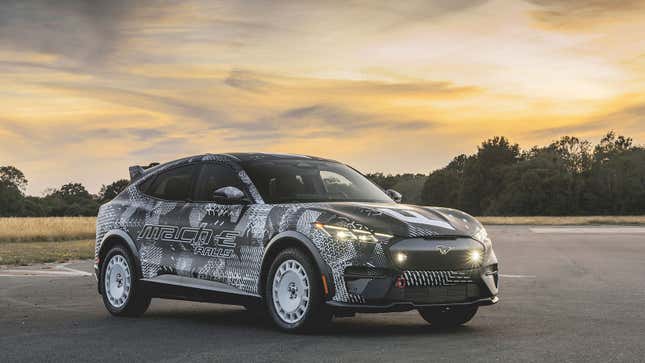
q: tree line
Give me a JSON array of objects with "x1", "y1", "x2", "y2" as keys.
[
  {"x1": 0, "y1": 170, "x2": 128, "y2": 217},
  {"x1": 0, "y1": 131, "x2": 643, "y2": 217},
  {"x1": 367, "y1": 131, "x2": 644, "y2": 216}
]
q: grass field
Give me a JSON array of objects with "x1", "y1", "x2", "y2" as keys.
[
  {"x1": 0, "y1": 217, "x2": 95, "y2": 265},
  {"x1": 0, "y1": 217, "x2": 95, "y2": 243},
  {"x1": 0, "y1": 216, "x2": 644, "y2": 265}
]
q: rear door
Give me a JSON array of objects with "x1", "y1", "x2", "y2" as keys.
[{"x1": 138, "y1": 162, "x2": 201, "y2": 277}]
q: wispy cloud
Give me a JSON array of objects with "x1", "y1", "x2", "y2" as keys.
[
  {"x1": 526, "y1": 0, "x2": 645, "y2": 30},
  {"x1": 36, "y1": 81, "x2": 226, "y2": 122},
  {"x1": 530, "y1": 101, "x2": 645, "y2": 138},
  {"x1": 224, "y1": 70, "x2": 270, "y2": 92},
  {"x1": 0, "y1": 0, "x2": 146, "y2": 66},
  {"x1": 216, "y1": 103, "x2": 436, "y2": 143}
]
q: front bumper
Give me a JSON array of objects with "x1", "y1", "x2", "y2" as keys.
[{"x1": 332, "y1": 237, "x2": 499, "y2": 310}]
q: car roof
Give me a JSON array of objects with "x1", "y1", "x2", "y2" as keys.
[
  {"x1": 133, "y1": 153, "x2": 343, "y2": 182},
  {"x1": 224, "y1": 152, "x2": 336, "y2": 163},
  {"x1": 149, "y1": 153, "x2": 339, "y2": 170}
]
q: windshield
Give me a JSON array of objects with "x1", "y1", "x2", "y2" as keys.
[{"x1": 241, "y1": 159, "x2": 393, "y2": 204}]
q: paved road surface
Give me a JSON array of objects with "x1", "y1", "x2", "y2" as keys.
[{"x1": 1, "y1": 226, "x2": 644, "y2": 362}]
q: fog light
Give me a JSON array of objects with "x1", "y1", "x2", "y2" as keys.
[
  {"x1": 395, "y1": 276, "x2": 406, "y2": 289},
  {"x1": 395, "y1": 252, "x2": 407, "y2": 265},
  {"x1": 468, "y1": 250, "x2": 482, "y2": 265}
]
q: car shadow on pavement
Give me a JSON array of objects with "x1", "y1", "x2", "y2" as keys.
[
  {"x1": 316, "y1": 321, "x2": 478, "y2": 337},
  {"x1": 139, "y1": 306, "x2": 481, "y2": 337}
]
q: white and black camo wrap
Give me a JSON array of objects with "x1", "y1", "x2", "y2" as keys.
[{"x1": 96, "y1": 153, "x2": 483, "y2": 303}]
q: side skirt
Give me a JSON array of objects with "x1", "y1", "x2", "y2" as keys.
[{"x1": 140, "y1": 275, "x2": 261, "y2": 306}]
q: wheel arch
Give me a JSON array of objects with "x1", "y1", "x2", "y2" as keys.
[
  {"x1": 259, "y1": 231, "x2": 335, "y2": 300},
  {"x1": 97, "y1": 230, "x2": 141, "y2": 293}
]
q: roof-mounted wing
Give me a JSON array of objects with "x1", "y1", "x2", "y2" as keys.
[{"x1": 128, "y1": 162, "x2": 160, "y2": 182}]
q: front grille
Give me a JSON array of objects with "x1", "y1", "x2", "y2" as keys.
[
  {"x1": 403, "y1": 283, "x2": 480, "y2": 303},
  {"x1": 402, "y1": 270, "x2": 474, "y2": 287},
  {"x1": 388, "y1": 237, "x2": 484, "y2": 270}
]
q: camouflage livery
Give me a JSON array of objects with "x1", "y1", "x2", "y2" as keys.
[{"x1": 96, "y1": 153, "x2": 498, "y2": 305}]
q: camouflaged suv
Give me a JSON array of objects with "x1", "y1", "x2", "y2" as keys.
[{"x1": 95, "y1": 153, "x2": 499, "y2": 332}]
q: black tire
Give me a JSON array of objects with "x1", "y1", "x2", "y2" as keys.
[
  {"x1": 418, "y1": 306, "x2": 478, "y2": 327},
  {"x1": 100, "y1": 245, "x2": 151, "y2": 317},
  {"x1": 265, "y1": 248, "x2": 332, "y2": 332}
]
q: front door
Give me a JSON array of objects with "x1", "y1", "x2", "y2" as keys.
[{"x1": 190, "y1": 162, "x2": 262, "y2": 293}]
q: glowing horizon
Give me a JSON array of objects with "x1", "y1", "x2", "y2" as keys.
[{"x1": 1, "y1": 0, "x2": 644, "y2": 195}]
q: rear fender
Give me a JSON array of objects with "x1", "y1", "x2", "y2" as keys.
[{"x1": 97, "y1": 230, "x2": 141, "y2": 293}]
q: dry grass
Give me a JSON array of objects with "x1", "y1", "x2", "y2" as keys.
[
  {"x1": 478, "y1": 216, "x2": 645, "y2": 225},
  {"x1": 0, "y1": 217, "x2": 95, "y2": 243},
  {"x1": 0, "y1": 239, "x2": 94, "y2": 265}
]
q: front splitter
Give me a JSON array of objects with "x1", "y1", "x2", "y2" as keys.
[{"x1": 326, "y1": 296, "x2": 498, "y2": 314}]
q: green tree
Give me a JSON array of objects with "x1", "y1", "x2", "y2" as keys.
[
  {"x1": 389, "y1": 174, "x2": 428, "y2": 204},
  {"x1": 44, "y1": 182, "x2": 98, "y2": 216},
  {"x1": 0, "y1": 166, "x2": 27, "y2": 216},
  {"x1": 99, "y1": 179, "x2": 130, "y2": 203},
  {"x1": 489, "y1": 148, "x2": 575, "y2": 215},
  {"x1": 54, "y1": 183, "x2": 92, "y2": 201},
  {"x1": 586, "y1": 144, "x2": 645, "y2": 214},
  {"x1": 593, "y1": 131, "x2": 633, "y2": 163},
  {"x1": 422, "y1": 154, "x2": 468, "y2": 207},
  {"x1": 459, "y1": 137, "x2": 520, "y2": 215},
  {"x1": 548, "y1": 136, "x2": 592, "y2": 174},
  {"x1": 366, "y1": 173, "x2": 428, "y2": 204},
  {"x1": 365, "y1": 173, "x2": 398, "y2": 190},
  {"x1": 0, "y1": 166, "x2": 28, "y2": 192}
]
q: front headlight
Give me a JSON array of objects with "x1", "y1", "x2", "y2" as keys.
[{"x1": 314, "y1": 223, "x2": 393, "y2": 243}]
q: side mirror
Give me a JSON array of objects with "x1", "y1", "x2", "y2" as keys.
[
  {"x1": 213, "y1": 186, "x2": 248, "y2": 204},
  {"x1": 386, "y1": 189, "x2": 403, "y2": 203}
]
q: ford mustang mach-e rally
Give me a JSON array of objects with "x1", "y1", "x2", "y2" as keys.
[{"x1": 95, "y1": 153, "x2": 499, "y2": 332}]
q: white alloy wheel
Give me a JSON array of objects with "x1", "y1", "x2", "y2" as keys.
[
  {"x1": 104, "y1": 254, "x2": 132, "y2": 309},
  {"x1": 272, "y1": 259, "x2": 311, "y2": 324}
]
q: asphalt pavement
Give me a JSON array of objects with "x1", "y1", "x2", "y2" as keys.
[{"x1": 1, "y1": 225, "x2": 644, "y2": 362}]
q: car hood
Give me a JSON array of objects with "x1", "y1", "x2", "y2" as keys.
[{"x1": 309, "y1": 202, "x2": 485, "y2": 240}]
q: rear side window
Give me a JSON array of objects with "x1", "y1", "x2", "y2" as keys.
[
  {"x1": 194, "y1": 163, "x2": 245, "y2": 202},
  {"x1": 137, "y1": 176, "x2": 155, "y2": 194},
  {"x1": 147, "y1": 164, "x2": 199, "y2": 201}
]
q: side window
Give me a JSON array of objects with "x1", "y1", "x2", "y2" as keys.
[
  {"x1": 137, "y1": 176, "x2": 155, "y2": 194},
  {"x1": 195, "y1": 163, "x2": 245, "y2": 202},
  {"x1": 147, "y1": 164, "x2": 199, "y2": 201}
]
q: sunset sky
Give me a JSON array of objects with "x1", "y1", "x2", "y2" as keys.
[{"x1": 1, "y1": 0, "x2": 645, "y2": 195}]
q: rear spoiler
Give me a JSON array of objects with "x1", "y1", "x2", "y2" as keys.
[{"x1": 129, "y1": 162, "x2": 160, "y2": 182}]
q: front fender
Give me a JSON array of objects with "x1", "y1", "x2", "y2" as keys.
[{"x1": 260, "y1": 231, "x2": 335, "y2": 300}]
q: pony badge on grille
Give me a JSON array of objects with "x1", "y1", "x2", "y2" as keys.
[{"x1": 437, "y1": 245, "x2": 454, "y2": 255}]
